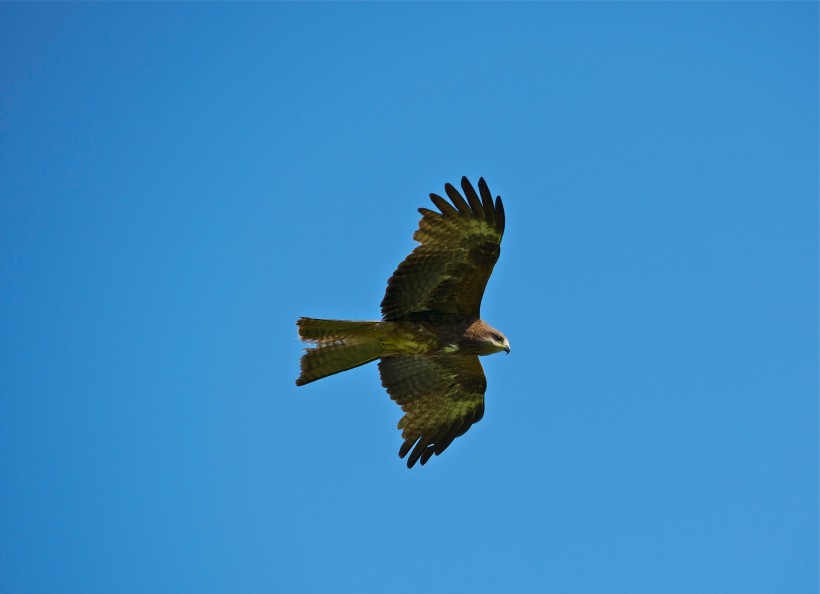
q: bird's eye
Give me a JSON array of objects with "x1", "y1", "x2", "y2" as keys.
[{"x1": 493, "y1": 334, "x2": 502, "y2": 342}]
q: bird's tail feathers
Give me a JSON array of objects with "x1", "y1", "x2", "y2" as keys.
[{"x1": 296, "y1": 318, "x2": 384, "y2": 386}]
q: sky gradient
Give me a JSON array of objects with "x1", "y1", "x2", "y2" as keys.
[{"x1": 1, "y1": 4, "x2": 818, "y2": 593}]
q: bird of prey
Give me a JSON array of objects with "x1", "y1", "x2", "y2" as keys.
[{"x1": 296, "y1": 177, "x2": 509, "y2": 468}]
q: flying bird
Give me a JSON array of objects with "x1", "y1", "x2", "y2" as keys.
[{"x1": 296, "y1": 177, "x2": 509, "y2": 468}]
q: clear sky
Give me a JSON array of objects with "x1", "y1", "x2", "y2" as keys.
[{"x1": 1, "y1": 3, "x2": 817, "y2": 593}]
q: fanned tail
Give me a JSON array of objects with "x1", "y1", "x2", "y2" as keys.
[{"x1": 295, "y1": 318, "x2": 384, "y2": 386}]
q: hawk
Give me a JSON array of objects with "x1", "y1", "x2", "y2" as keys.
[{"x1": 296, "y1": 177, "x2": 509, "y2": 468}]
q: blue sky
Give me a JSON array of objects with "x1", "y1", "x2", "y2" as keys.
[{"x1": 1, "y1": 3, "x2": 817, "y2": 593}]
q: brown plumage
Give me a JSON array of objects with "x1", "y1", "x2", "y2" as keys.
[{"x1": 296, "y1": 177, "x2": 509, "y2": 468}]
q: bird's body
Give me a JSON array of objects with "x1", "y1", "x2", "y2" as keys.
[
  {"x1": 296, "y1": 317, "x2": 508, "y2": 384},
  {"x1": 296, "y1": 177, "x2": 508, "y2": 468}
]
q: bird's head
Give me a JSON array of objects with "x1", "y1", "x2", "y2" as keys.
[{"x1": 470, "y1": 321, "x2": 510, "y2": 356}]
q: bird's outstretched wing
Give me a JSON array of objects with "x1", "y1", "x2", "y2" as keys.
[
  {"x1": 380, "y1": 177, "x2": 505, "y2": 321},
  {"x1": 378, "y1": 355, "x2": 486, "y2": 468}
]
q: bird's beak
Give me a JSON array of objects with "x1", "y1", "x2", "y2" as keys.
[{"x1": 503, "y1": 343, "x2": 510, "y2": 354}]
